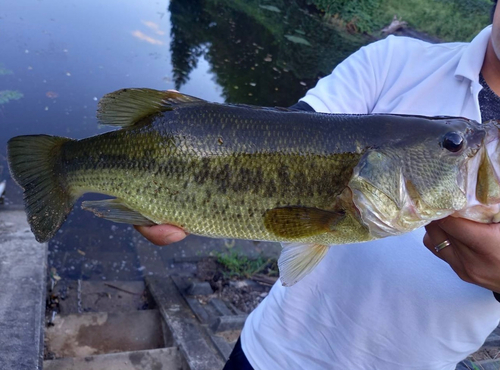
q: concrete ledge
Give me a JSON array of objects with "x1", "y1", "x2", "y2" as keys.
[
  {"x1": 43, "y1": 347, "x2": 184, "y2": 370},
  {"x1": 0, "y1": 210, "x2": 47, "y2": 370}
]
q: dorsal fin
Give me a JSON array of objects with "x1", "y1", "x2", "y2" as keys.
[{"x1": 97, "y1": 88, "x2": 206, "y2": 127}]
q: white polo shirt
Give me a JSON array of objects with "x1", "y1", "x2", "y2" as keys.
[{"x1": 241, "y1": 26, "x2": 500, "y2": 370}]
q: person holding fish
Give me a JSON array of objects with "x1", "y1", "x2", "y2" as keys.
[{"x1": 135, "y1": 2, "x2": 500, "y2": 369}]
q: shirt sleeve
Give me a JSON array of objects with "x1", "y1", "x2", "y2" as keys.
[
  {"x1": 299, "y1": 37, "x2": 395, "y2": 114},
  {"x1": 289, "y1": 101, "x2": 315, "y2": 112}
]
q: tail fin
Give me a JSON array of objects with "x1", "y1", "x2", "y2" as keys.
[{"x1": 8, "y1": 135, "x2": 75, "y2": 243}]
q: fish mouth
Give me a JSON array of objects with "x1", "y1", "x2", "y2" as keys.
[
  {"x1": 476, "y1": 122, "x2": 500, "y2": 202},
  {"x1": 457, "y1": 121, "x2": 500, "y2": 222}
]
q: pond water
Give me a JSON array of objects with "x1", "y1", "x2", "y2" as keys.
[{"x1": 0, "y1": 0, "x2": 369, "y2": 280}]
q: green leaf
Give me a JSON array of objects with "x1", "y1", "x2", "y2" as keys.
[
  {"x1": 284, "y1": 34, "x2": 312, "y2": 46},
  {"x1": 0, "y1": 65, "x2": 13, "y2": 75},
  {"x1": 259, "y1": 5, "x2": 281, "y2": 13},
  {"x1": 0, "y1": 90, "x2": 23, "y2": 104}
]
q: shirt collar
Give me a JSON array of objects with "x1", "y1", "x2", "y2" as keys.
[{"x1": 455, "y1": 25, "x2": 492, "y2": 83}]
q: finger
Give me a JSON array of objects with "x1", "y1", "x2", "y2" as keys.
[
  {"x1": 134, "y1": 224, "x2": 187, "y2": 246},
  {"x1": 423, "y1": 221, "x2": 454, "y2": 261},
  {"x1": 436, "y1": 217, "x2": 500, "y2": 253},
  {"x1": 424, "y1": 221, "x2": 472, "y2": 282}
]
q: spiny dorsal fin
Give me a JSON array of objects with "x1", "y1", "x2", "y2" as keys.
[
  {"x1": 97, "y1": 88, "x2": 206, "y2": 127},
  {"x1": 279, "y1": 243, "x2": 329, "y2": 286},
  {"x1": 264, "y1": 206, "x2": 345, "y2": 239}
]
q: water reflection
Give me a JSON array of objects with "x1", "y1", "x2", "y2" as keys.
[{"x1": 169, "y1": 0, "x2": 369, "y2": 106}]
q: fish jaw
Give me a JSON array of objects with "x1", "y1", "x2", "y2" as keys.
[{"x1": 455, "y1": 122, "x2": 500, "y2": 223}]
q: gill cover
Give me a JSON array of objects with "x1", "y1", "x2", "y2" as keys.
[{"x1": 348, "y1": 119, "x2": 486, "y2": 238}]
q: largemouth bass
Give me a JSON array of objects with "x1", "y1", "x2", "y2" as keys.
[{"x1": 7, "y1": 88, "x2": 500, "y2": 285}]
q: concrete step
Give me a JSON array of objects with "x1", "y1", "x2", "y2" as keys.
[
  {"x1": 43, "y1": 347, "x2": 186, "y2": 370},
  {"x1": 146, "y1": 276, "x2": 225, "y2": 370},
  {"x1": 51, "y1": 280, "x2": 151, "y2": 315},
  {"x1": 46, "y1": 309, "x2": 165, "y2": 358},
  {"x1": 0, "y1": 209, "x2": 47, "y2": 370}
]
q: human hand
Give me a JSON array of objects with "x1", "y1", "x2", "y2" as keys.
[
  {"x1": 134, "y1": 224, "x2": 187, "y2": 246},
  {"x1": 423, "y1": 217, "x2": 500, "y2": 293}
]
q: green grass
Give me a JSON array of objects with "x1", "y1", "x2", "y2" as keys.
[
  {"x1": 308, "y1": 0, "x2": 492, "y2": 41},
  {"x1": 215, "y1": 251, "x2": 278, "y2": 279},
  {"x1": 374, "y1": 0, "x2": 492, "y2": 41}
]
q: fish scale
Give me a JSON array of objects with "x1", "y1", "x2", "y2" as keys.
[{"x1": 60, "y1": 105, "x2": 366, "y2": 243}]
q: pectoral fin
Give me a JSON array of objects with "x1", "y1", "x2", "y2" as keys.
[
  {"x1": 279, "y1": 242, "x2": 329, "y2": 286},
  {"x1": 264, "y1": 206, "x2": 345, "y2": 239},
  {"x1": 82, "y1": 198, "x2": 156, "y2": 225}
]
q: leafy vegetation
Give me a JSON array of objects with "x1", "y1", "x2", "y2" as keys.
[
  {"x1": 0, "y1": 63, "x2": 23, "y2": 104},
  {"x1": 0, "y1": 64, "x2": 13, "y2": 75},
  {"x1": 0, "y1": 90, "x2": 23, "y2": 105},
  {"x1": 306, "y1": 0, "x2": 381, "y2": 33},
  {"x1": 215, "y1": 250, "x2": 278, "y2": 279}
]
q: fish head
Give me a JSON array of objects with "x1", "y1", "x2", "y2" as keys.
[{"x1": 348, "y1": 117, "x2": 490, "y2": 237}]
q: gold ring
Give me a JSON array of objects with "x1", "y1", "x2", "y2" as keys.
[{"x1": 434, "y1": 240, "x2": 451, "y2": 253}]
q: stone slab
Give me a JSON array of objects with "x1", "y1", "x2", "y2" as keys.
[
  {"x1": 146, "y1": 276, "x2": 225, "y2": 370},
  {"x1": 46, "y1": 309, "x2": 164, "y2": 358},
  {"x1": 0, "y1": 209, "x2": 47, "y2": 370},
  {"x1": 53, "y1": 280, "x2": 150, "y2": 315},
  {"x1": 484, "y1": 332, "x2": 500, "y2": 347},
  {"x1": 210, "y1": 298, "x2": 234, "y2": 316},
  {"x1": 210, "y1": 315, "x2": 247, "y2": 333},
  {"x1": 187, "y1": 281, "x2": 214, "y2": 296},
  {"x1": 209, "y1": 334, "x2": 234, "y2": 361},
  {"x1": 43, "y1": 347, "x2": 186, "y2": 370}
]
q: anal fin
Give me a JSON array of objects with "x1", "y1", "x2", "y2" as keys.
[
  {"x1": 279, "y1": 242, "x2": 329, "y2": 286},
  {"x1": 82, "y1": 198, "x2": 156, "y2": 226}
]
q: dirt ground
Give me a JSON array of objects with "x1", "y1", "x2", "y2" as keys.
[
  {"x1": 467, "y1": 347, "x2": 500, "y2": 363},
  {"x1": 195, "y1": 258, "x2": 277, "y2": 313}
]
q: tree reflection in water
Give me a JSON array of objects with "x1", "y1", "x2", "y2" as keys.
[{"x1": 169, "y1": 0, "x2": 370, "y2": 106}]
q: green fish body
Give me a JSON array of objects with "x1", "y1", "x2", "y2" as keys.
[{"x1": 8, "y1": 89, "x2": 500, "y2": 285}]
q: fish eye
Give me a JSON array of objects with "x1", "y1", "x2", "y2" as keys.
[{"x1": 442, "y1": 132, "x2": 464, "y2": 152}]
